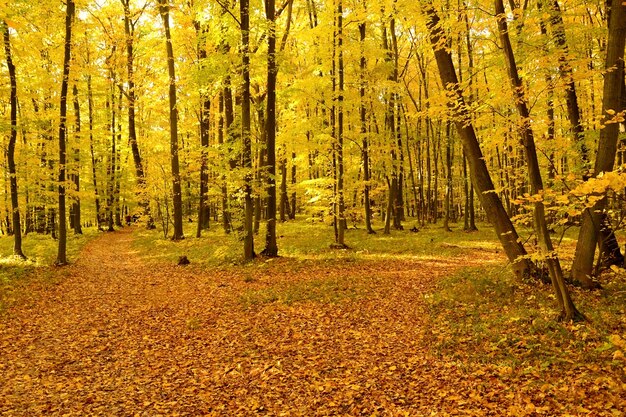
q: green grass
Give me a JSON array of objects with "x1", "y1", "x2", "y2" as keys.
[
  {"x1": 131, "y1": 217, "x2": 506, "y2": 266},
  {"x1": 426, "y1": 264, "x2": 626, "y2": 369},
  {"x1": 0, "y1": 228, "x2": 100, "y2": 311}
]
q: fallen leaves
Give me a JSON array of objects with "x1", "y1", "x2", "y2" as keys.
[{"x1": 0, "y1": 228, "x2": 624, "y2": 415}]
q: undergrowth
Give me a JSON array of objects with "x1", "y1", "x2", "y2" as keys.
[
  {"x1": 131, "y1": 218, "x2": 504, "y2": 266},
  {"x1": 0, "y1": 228, "x2": 100, "y2": 312},
  {"x1": 426, "y1": 265, "x2": 626, "y2": 374}
]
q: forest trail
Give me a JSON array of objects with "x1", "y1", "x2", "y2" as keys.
[{"x1": 0, "y1": 229, "x2": 615, "y2": 415}]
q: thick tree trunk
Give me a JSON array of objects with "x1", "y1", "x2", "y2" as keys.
[
  {"x1": 422, "y1": 3, "x2": 533, "y2": 279},
  {"x1": 571, "y1": 0, "x2": 626, "y2": 288},
  {"x1": 2, "y1": 21, "x2": 25, "y2": 259},
  {"x1": 55, "y1": 0, "x2": 74, "y2": 266},
  {"x1": 159, "y1": 0, "x2": 184, "y2": 241}
]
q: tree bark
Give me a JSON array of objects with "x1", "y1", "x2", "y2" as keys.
[
  {"x1": 571, "y1": 0, "x2": 626, "y2": 288},
  {"x1": 241, "y1": 0, "x2": 255, "y2": 260},
  {"x1": 159, "y1": 0, "x2": 184, "y2": 241},
  {"x1": 335, "y1": 0, "x2": 347, "y2": 247},
  {"x1": 262, "y1": 0, "x2": 279, "y2": 256},
  {"x1": 71, "y1": 84, "x2": 82, "y2": 234},
  {"x1": 496, "y1": 0, "x2": 582, "y2": 320},
  {"x1": 122, "y1": 0, "x2": 153, "y2": 229},
  {"x1": 421, "y1": 2, "x2": 533, "y2": 279},
  {"x1": 85, "y1": 41, "x2": 102, "y2": 230},
  {"x1": 359, "y1": 21, "x2": 375, "y2": 234},
  {"x1": 55, "y1": 0, "x2": 75, "y2": 266},
  {"x1": 2, "y1": 20, "x2": 25, "y2": 259},
  {"x1": 194, "y1": 20, "x2": 210, "y2": 238}
]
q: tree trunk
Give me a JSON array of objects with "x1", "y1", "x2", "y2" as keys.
[
  {"x1": 2, "y1": 21, "x2": 25, "y2": 259},
  {"x1": 71, "y1": 84, "x2": 82, "y2": 234},
  {"x1": 443, "y1": 122, "x2": 452, "y2": 232},
  {"x1": 543, "y1": 0, "x2": 589, "y2": 170},
  {"x1": 241, "y1": 0, "x2": 255, "y2": 260},
  {"x1": 55, "y1": 0, "x2": 74, "y2": 266},
  {"x1": 262, "y1": 0, "x2": 279, "y2": 256},
  {"x1": 335, "y1": 0, "x2": 346, "y2": 247},
  {"x1": 290, "y1": 151, "x2": 296, "y2": 219},
  {"x1": 359, "y1": 21, "x2": 375, "y2": 234},
  {"x1": 159, "y1": 0, "x2": 184, "y2": 241},
  {"x1": 571, "y1": 0, "x2": 626, "y2": 288},
  {"x1": 122, "y1": 0, "x2": 154, "y2": 229},
  {"x1": 496, "y1": 0, "x2": 583, "y2": 321},
  {"x1": 194, "y1": 20, "x2": 210, "y2": 238},
  {"x1": 422, "y1": 3, "x2": 533, "y2": 279}
]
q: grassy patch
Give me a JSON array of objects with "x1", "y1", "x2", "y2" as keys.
[
  {"x1": 0, "y1": 228, "x2": 100, "y2": 311},
  {"x1": 131, "y1": 218, "x2": 504, "y2": 265},
  {"x1": 426, "y1": 264, "x2": 626, "y2": 371}
]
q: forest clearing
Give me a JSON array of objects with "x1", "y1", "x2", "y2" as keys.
[
  {"x1": 1, "y1": 0, "x2": 626, "y2": 414},
  {"x1": 0, "y1": 221, "x2": 625, "y2": 415}
]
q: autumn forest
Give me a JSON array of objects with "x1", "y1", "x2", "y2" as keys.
[{"x1": 0, "y1": 0, "x2": 625, "y2": 414}]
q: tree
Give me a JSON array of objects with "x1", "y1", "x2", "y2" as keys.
[
  {"x1": 359, "y1": 17, "x2": 375, "y2": 235},
  {"x1": 55, "y1": 0, "x2": 75, "y2": 266},
  {"x1": 571, "y1": 0, "x2": 626, "y2": 288},
  {"x1": 158, "y1": 0, "x2": 184, "y2": 241},
  {"x1": 193, "y1": 17, "x2": 211, "y2": 238},
  {"x1": 2, "y1": 20, "x2": 26, "y2": 259},
  {"x1": 241, "y1": 0, "x2": 255, "y2": 260},
  {"x1": 122, "y1": 0, "x2": 154, "y2": 229},
  {"x1": 495, "y1": 0, "x2": 582, "y2": 321},
  {"x1": 262, "y1": 0, "x2": 279, "y2": 256},
  {"x1": 420, "y1": 1, "x2": 535, "y2": 280},
  {"x1": 71, "y1": 84, "x2": 82, "y2": 234}
]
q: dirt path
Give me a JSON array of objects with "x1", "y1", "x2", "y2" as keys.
[{"x1": 0, "y1": 229, "x2": 547, "y2": 415}]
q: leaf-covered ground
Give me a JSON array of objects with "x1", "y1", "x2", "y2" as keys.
[{"x1": 0, "y1": 228, "x2": 624, "y2": 416}]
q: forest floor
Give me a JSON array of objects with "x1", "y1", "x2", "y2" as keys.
[{"x1": 0, "y1": 225, "x2": 625, "y2": 416}]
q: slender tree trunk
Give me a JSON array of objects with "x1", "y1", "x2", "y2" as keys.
[
  {"x1": 290, "y1": 151, "x2": 296, "y2": 219},
  {"x1": 159, "y1": 0, "x2": 184, "y2": 241},
  {"x1": 262, "y1": 0, "x2": 279, "y2": 256},
  {"x1": 2, "y1": 21, "x2": 25, "y2": 259},
  {"x1": 422, "y1": 3, "x2": 534, "y2": 279},
  {"x1": 86, "y1": 68, "x2": 102, "y2": 230},
  {"x1": 71, "y1": 84, "x2": 82, "y2": 234},
  {"x1": 359, "y1": 21, "x2": 375, "y2": 234},
  {"x1": 122, "y1": 0, "x2": 153, "y2": 229},
  {"x1": 194, "y1": 20, "x2": 210, "y2": 238},
  {"x1": 55, "y1": 0, "x2": 74, "y2": 266},
  {"x1": 571, "y1": 0, "x2": 626, "y2": 288},
  {"x1": 543, "y1": 0, "x2": 589, "y2": 170},
  {"x1": 279, "y1": 154, "x2": 288, "y2": 222},
  {"x1": 241, "y1": 0, "x2": 255, "y2": 260},
  {"x1": 496, "y1": 0, "x2": 582, "y2": 321},
  {"x1": 106, "y1": 87, "x2": 116, "y2": 233},
  {"x1": 335, "y1": 0, "x2": 346, "y2": 247},
  {"x1": 443, "y1": 122, "x2": 452, "y2": 232},
  {"x1": 222, "y1": 84, "x2": 234, "y2": 233}
]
